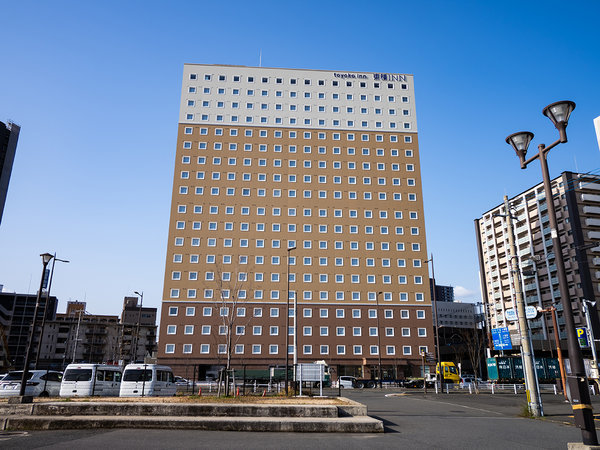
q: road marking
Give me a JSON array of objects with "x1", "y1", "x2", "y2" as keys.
[{"x1": 386, "y1": 394, "x2": 504, "y2": 415}]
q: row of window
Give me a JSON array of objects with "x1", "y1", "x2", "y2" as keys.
[
  {"x1": 181, "y1": 158, "x2": 415, "y2": 170},
  {"x1": 183, "y1": 113, "x2": 414, "y2": 129},
  {"x1": 174, "y1": 254, "x2": 423, "y2": 267},
  {"x1": 165, "y1": 342, "x2": 424, "y2": 356},
  {"x1": 174, "y1": 221, "x2": 420, "y2": 235},
  {"x1": 169, "y1": 288, "x2": 425, "y2": 301},
  {"x1": 173, "y1": 237, "x2": 422, "y2": 251},
  {"x1": 183, "y1": 128, "x2": 412, "y2": 144},
  {"x1": 168, "y1": 305, "x2": 426, "y2": 318},
  {"x1": 176, "y1": 185, "x2": 418, "y2": 202},
  {"x1": 190, "y1": 72, "x2": 408, "y2": 89},
  {"x1": 189, "y1": 100, "x2": 411, "y2": 116},
  {"x1": 166, "y1": 324, "x2": 427, "y2": 337},
  {"x1": 176, "y1": 205, "x2": 418, "y2": 218}
]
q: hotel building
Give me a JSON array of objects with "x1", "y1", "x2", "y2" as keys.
[
  {"x1": 158, "y1": 64, "x2": 434, "y2": 380},
  {"x1": 475, "y1": 171, "x2": 600, "y2": 354}
]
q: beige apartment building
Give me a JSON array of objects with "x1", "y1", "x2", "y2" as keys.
[
  {"x1": 475, "y1": 171, "x2": 600, "y2": 354},
  {"x1": 158, "y1": 64, "x2": 434, "y2": 381}
]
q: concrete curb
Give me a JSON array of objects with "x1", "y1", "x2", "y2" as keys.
[
  {"x1": 0, "y1": 402, "x2": 339, "y2": 418},
  {"x1": 1, "y1": 415, "x2": 384, "y2": 433}
]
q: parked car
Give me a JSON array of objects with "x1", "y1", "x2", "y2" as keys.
[
  {"x1": 338, "y1": 376, "x2": 357, "y2": 389},
  {"x1": 460, "y1": 376, "x2": 483, "y2": 387},
  {"x1": 174, "y1": 376, "x2": 190, "y2": 386},
  {"x1": 0, "y1": 370, "x2": 63, "y2": 397}
]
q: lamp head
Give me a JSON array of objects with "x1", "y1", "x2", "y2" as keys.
[
  {"x1": 506, "y1": 131, "x2": 534, "y2": 165},
  {"x1": 40, "y1": 253, "x2": 54, "y2": 265},
  {"x1": 542, "y1": 100, "x2": 575, "y2": 142}
]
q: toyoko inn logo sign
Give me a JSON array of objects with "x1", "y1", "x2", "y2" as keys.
[{"x1": 333, "y1": 72, "x2": 407, "y2": 82}]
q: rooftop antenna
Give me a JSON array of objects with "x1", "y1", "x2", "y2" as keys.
[
  {"x1": 259, "y1": 50, "x2": 262, "y2": 67},
  {"x1": 574, "y1": 155, "x2": 580, "y2": 174}
]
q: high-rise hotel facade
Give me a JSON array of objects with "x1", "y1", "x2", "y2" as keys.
[{"x1": 158, "y1": 64, "x2": 434, "y2": 380}]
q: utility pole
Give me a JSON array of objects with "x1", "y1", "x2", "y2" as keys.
[{"x1": 504, "y1": 196, "x2": 543, "y2": 417}]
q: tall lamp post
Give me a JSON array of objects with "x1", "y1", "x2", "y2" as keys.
[
  {"x1": 285, "y1": 246, "x2": 296, "y2": 396},
  {"x1": 506, "y1": 100, "x2": 597, "y2": 445},
  {"x1": 423, "y1": 255, "x2": 444, "y2": 389},
  {"x1": 35, "y1": 254, "x2": 69, "y2": 369},
  {"x1": 19, "y1": 253, "x2": 54, "y2": 400},
  {"x1": 376, "y1": 291, "x2": 383, "y2": 388},
  {"x1": 133, "y1": 291, "x2": 144, "y2": 363}
]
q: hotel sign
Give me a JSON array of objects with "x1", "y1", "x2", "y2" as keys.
[{"x1": 333, "y1": 72, "x2": 407, "y2": 82}]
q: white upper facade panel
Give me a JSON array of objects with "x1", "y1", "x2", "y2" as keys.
[{"x1": 179, "y1": 64, "x2": 417, "y2": 133}]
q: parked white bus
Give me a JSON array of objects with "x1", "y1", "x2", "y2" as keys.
[
  {"x1": 60, "y1": 364, "x2": 122, "y2": 397},
  {"x1": 119, "y1": 364, "x2": 176, "y2": 397}
]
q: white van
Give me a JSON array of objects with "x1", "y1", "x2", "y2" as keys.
[
  {"x1": 60, "y1": 364, "x2": 122, "y2": 397},
  {"x1": 119, "y1": 364, "x2": 176, "y2": 397}
]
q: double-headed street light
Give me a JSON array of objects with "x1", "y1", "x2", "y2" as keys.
[
  {"x1": 19, "y1": 253, "x2": 54, "y2": 401},
  {"x1": 506, "y1": 100, "x2": 598, "y2": 445}
]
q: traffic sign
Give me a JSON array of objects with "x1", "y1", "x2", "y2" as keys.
[
  {"x1": 577, "y1": 327, "x2": 590, "y2": 347},
  {"x1": 504, "y1": 309, "x2": 518, "y2": 322},
  {"x1": 491, "y1": 327, "x2": 513, "y2": 350}
]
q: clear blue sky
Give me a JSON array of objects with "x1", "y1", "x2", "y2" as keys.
[{"x1": 1, "y1": 0, "x2": 599, "y2": 316}]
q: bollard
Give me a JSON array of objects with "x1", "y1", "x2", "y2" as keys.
[
  {"x1": 491, "y1": 383, "x2": 495, "y2": 395},
  {"x1": 591, "y1": 385, "x2": 596, "y2": 396},
  {"x1": 435, "y1": 383, "x2": 438, "y2": 394},
  {"x1": 262, "y1": 389, "x2": 266, "y2": 397},
  {"x1": 236, "y1": 387, "x2": 240, "y2": 397},
  {"x1": 198, "y1": 387, "x2": 202, "y2": 396},
  {"x1": 469, "y1": 385, "x2": 472, "y2": 395},
  {"x1": 446, "y1": 384, "x2": 449, "y2": 394},
  {"x1": 513, "y1": 384, "x2": 517, "y2": 395},
  {"x1": 553, "y1": 385, "x2": 557, "y2": 396}
]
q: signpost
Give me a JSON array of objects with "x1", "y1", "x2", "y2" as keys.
[
  {"x1": 491, "y1": 327, "x2": 513, "y2": 350},
  {"x1": 577, "y1": 327, "x2": 590, "y2": 348}
]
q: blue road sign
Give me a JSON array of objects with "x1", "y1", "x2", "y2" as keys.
[{"x1": 491, "y1": 327, "x2": 513, "y2": 350}]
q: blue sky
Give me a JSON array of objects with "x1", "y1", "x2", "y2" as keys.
[{"x1": 1, "y1": 0, "x2": 599, "y2": 316}]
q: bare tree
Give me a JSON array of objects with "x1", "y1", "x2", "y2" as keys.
[
  {"x1": 213, "y1": 261, "x2": 253, "y2": 396},
  {"x1": 459, "y1": 327, "x2": 486, "y2": 393}
]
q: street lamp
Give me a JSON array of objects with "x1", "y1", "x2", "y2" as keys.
[
  {"x1": 285, "y1": 246, "x2": 296, "y2": 396},
  {"x1": 35, "y1": 254, "x2": 69, "y2": 369},
  {"x1": 506, "y1": 100, "x2": 598, "y2": 445},
  {"x1": 375, "y1": 291, "x2": 383, "y2": 388},
  {"x1": 18, "y1": 253, "x2": 54, "y2": 401},
  {"x1": 423, "y1": 255, "x2": 444, "y2": 390},
  {"x1": 133, "y1": 291, "x2": 144, "y2": 363}
]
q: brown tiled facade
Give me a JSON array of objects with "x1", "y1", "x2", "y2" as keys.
[{"x1": 158, "y1": 65, "x2": 434, "y2": 380}]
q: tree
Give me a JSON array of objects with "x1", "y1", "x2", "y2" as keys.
[
  {"x1": 459, "y1": 327, "x2": 486, "y2": 393},
  {"x1": 213, "y1": 261, "x2": 253, "y2": 396}
]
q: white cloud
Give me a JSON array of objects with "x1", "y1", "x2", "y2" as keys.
[{"x1": 454, "y1": 286, "x2": 478, "y2": 299}]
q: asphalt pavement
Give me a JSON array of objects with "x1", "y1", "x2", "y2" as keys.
[{"x1": 0, "y1": 388, "x2": 594, "y2": 449}]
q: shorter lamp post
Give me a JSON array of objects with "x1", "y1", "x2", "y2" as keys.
[
  {"x1": 35, "y1": 254, "x2": 69, "y2": 369},
  {"x1": 19, "y1": 253, "x2": 54, "y2": 400},
  {"x1": 133, "y1": 291, "x2": 144, "y2": 363},
  {"x1": 376, "y1": 291, "x2": 383, "y2": 388},
  {"x1": 285, "y1": 246, "x2": 296, "y2": 396},
  {"x1": 423, "y1": 255, "x2": 444, "y2": 389},
  {"x1": 538, "y1": 305, "x2": 568, "y2": 401}
]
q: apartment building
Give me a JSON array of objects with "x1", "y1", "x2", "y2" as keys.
[
  {"x1": 158, "y1": 64, "x2": 434, "y2": 380},
  {"x1": 0, "y1": 120, "x2": 20, "y2": 225},
  {"x1": 475, "y1": 171, "x2": 600, "y2": 353}
]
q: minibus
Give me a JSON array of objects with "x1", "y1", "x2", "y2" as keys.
[
  {"x1": 60, "y1": 364, "x2": 122, "y2": 397},
  {"x1": 119, "y1": 364, "x2": 176, "y2": 397}
]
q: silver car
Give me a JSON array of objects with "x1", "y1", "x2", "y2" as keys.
[{"x1": 0, "y1": 370, "x2": 63, "y2": 397}]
